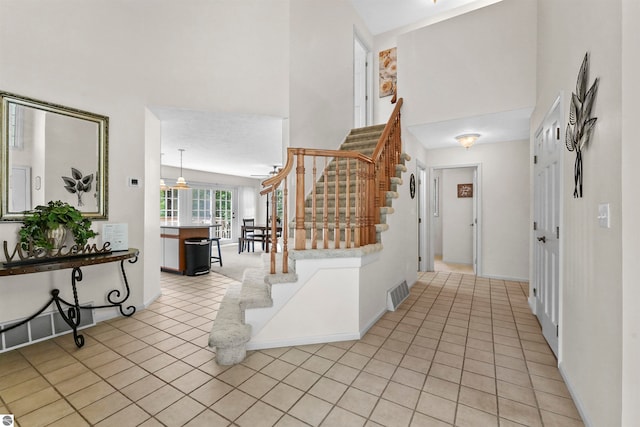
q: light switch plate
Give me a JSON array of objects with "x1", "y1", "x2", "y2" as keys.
[{"x1": 598, "y1": 203, "x2": 610, "y2": 228}]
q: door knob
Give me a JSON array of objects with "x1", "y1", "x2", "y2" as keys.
[{"x1": 537, "y1": 236, "x2": 546, "y2": 243}]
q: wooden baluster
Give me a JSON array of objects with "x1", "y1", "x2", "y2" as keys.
[
  {"x1": 367, "y1": 163, "x2": 376, "y2": 245},
  {"x1": 311, "y1": 157, "x2": 317, "y2": 249},
  {"x1": 270, "y1": 186, "x2": 277, "y2": 274},
  {"x1": 334, "y1": 157, "x2": 340, "y2": 249},
  {"x1": 295, "y1": 152, "x2": 306, "y2": 250},
  {"x1": 282, "y1": 177, "x2": 288, "y2": 273},
  {"x1": 355, "y1": 161, "x2": 361, "y2": 247},
  {"x1": 353, "y1": 160, "x2": 362, "y2": 248},
  {"x1": 323, "y1": 157, "x2": 329, "y2": 249},
  {"x1": 345, "y1": 158, "x2": 351, "y2": 248},
  {"x1": 359, "y1": 160, "x2": 365, "y2": 246}
]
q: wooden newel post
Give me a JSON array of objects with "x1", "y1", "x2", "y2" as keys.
[{"x1": 295, "y1": 153, "x2": 306, "y2": 250}]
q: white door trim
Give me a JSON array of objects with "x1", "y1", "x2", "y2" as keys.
[
  {"x1": 426, "y1": 163, "x2": 482, "y2": 276},
  {"x1": 417, "y1": 162, "x2": 428, "y2": 272},
  {"x1": 353, "y1": 32, "x2": 372, "y2": 127}
]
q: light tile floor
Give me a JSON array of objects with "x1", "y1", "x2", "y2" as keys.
[
  {"x1": 0, "y1": 271, "x2": 584, "y2": 426},
  {"x1": 434, "y1": 256, "x2": 474, "y2": 275}
]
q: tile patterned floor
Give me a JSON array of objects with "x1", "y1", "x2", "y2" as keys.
[{"x1": 0, "y1": 271, "x2": 584, "y2": 426}]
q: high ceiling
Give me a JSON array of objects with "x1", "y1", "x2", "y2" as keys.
[
  {"x1": 158, "y1": 0, "x2": 521, "y2": 178},
  {"x1": 348, "y1": 0, "x2": 489, "y2": 35}
]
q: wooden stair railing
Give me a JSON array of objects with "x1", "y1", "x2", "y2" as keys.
[{"x1": 261, "y1": 98, "x2": 403, "y2": 274}]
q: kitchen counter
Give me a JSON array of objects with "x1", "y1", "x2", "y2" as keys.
[{"x1": 160, "y1": 224, "x2": 219, "y2": 274}]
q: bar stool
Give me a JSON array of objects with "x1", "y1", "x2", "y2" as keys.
[{"x1": 210, "y1": 237, "x2": 222, "y2": 266}]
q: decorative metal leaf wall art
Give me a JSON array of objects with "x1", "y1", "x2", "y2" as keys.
[
  {"x1": 566, "y1": 52, "x2": 599, "y2": 198},
  {"x1": 62, "y1": 167, "x2": 94, "y2": 207}
]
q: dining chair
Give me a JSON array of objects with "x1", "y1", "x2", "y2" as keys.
[{"x1": 241, "y1": 218, "x2": 266, "y2": 252}]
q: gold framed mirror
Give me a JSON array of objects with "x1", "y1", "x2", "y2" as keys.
[{"x1": 0, "y1": 92, "x2": 108, "y2": 220}]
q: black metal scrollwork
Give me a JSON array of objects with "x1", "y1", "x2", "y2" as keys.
[{"x1": 1, "y1": 249, "x2": 138, "y2": 348}]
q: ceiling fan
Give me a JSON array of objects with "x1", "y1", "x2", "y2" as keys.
[{"x1": 251, "y1": 165, "x2": 280, "y2": 178}]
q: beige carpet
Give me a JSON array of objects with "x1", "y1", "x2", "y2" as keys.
[{"x1": 209, "y1": 243, "x2": 263, "y2": 282}]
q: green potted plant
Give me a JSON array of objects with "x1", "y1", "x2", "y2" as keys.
[{"x1": 19, "y1": 200, "x2": 98, "y2": 251}]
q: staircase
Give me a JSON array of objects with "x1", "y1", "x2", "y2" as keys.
[
  {"x1": 303, "y1": 124, "x2": 385, "y2": 245},
  {"x1": 208, "y1": 121, "x2": 410, "y2": 365}
]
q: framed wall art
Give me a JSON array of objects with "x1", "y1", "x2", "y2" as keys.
[
  {"x1": 457, "y1": 183, "x2": 473, "y2": 198},
  {"x1": 379, "y1": 47, "x2": 397, "y2": 98}
]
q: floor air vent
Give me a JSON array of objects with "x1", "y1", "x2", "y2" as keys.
[
  {"x1": 387, "y1": 280, "x2": 409, "y2": 311},
  {"x1": 1, "y1": 305, "x2": 95, "y2": 352}
]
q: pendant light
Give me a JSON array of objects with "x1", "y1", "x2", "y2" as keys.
[{"x1": 173, "y1": 148, "x2": 190, "y2": 189}]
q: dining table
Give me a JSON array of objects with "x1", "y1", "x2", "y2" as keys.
[{"x1": 239, "y1": 224, "x2": 282, "y2": 253}]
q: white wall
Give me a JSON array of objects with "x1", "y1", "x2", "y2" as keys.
[
  {"x1": 533, "y1": 1, "x2": 623, "y2": 426},
  {"x1": 397, "y1": 0, "x2": 536, "y2": 128},
  {"x1": 424, "y1": 140, "x2": 529, "y2": 280},
  {"x1": 621, "y1": 1, "x2": 640, "y2": 424},
  {"x1": 144, "y1": 110, "x2": 162, "y2": 307},
  {"x1": 0, "y1": 0, "x2": 366, "y2": 326},
  {"x1": 441, "y1": 168, "x2": 474, "y2": 264},
  {"x1": 289, "y1": 0, "x2": 372, "y2": 150},
  {"x1": 359, "y1": 148, "x2": 419, "y2": 328},
  {"x1": 372, "y1": 0, "x2": 505, "y2": 124}
]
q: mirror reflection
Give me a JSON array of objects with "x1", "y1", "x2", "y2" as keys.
[{"x1": 1, "y1": 92, "x2": 108, "y2": 220}]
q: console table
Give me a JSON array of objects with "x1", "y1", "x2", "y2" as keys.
[{"x1": 0, "y1": 248, "x2": 139, "y2": 348}]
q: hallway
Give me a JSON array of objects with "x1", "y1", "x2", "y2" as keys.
[{"x1": 0, "y1": 271, "x2": 583, "y2": 426}]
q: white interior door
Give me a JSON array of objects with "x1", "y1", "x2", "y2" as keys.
[
  {"x1": 533, "y1": 96, "x2": 562, "y2": 356},
  {"x1": 442, "y1": 168, "x2": 474, "y2": 265}
]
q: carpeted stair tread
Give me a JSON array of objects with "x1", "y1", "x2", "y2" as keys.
[
  {"x1": 240, "y1": 268, "x2": 272, "y2": 310},
  {"x1": 208, "y1": 283, "x2": 252, "y2": 365}
]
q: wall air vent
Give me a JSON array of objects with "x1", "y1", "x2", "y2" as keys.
[
  {"x1": 1, "y1": 304, "x2": 95, "y2": 353},
  {"x1": 387, "y1": 280, "x2": 409, "y2": 311}
]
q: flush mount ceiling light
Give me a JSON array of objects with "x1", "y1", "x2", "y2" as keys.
[
  {"x1": 172, "y1": 148, "x2": 190, "y2": 189},
  {"x1": 456, "y1": 133, "x2": 480, "y2": 149}
]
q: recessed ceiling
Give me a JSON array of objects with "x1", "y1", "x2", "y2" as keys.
[
  {"x1": 151, "y1": 107, "x2": 283, "y2": 179},
  {"x1": 408, "y1": 108, "x2": 533, "y2": 149}
]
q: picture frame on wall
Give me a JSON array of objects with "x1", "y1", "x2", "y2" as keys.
[
  {"x1": 457, "y1": 183, "x2": 473, "y2": 198},
  {"x1": 379, "y1": 47, "x2": 397, "y2": 98}
]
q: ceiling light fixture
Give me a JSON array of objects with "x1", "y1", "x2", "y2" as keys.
[
  {"x1": 456, "y1": 133, "x2": 480, "y2": 149},
  {"x1": 172, "y1": 148, "x2": 190, "y2": 189}
]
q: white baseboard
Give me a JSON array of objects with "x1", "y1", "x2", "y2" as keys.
[
  {"x1": 92, "y1": 290, "x2": 161, "y2": 323},
  {"x1": 558, "y1": 361, "x2": 593, "y2": 427},
  {"x1": 478, "y1": 273, "x2": 529, "y2": 282},
  {"x1": 246, "y1": 331, "x2": 361, "y2": 351}
]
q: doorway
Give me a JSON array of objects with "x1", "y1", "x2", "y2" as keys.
[
  {"x1": 353, "y1": 34, "x2": 372, "y2": 128},
  {"x1": 427, "y1": 165, "x2": 481, "y2": 275},
  {"x1": 417, "y1": 164, "x2": 428, "y2": 271}
]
